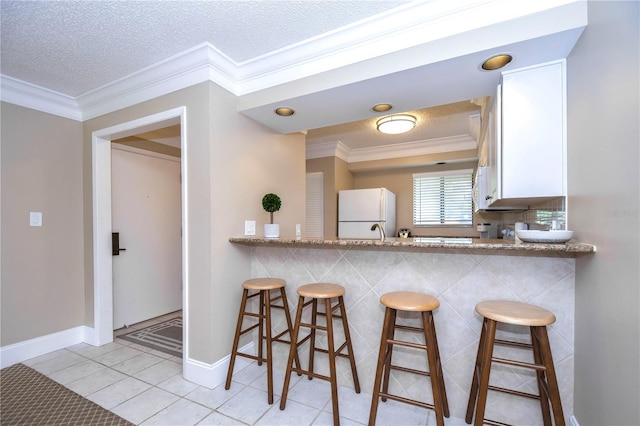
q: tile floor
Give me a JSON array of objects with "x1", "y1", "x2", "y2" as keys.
[{"x1": 22, "y1": 313, "x2": 467, "y2": 425}]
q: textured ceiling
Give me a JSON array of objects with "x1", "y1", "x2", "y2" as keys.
[
  {"x1": 0, "y1": 0, "x2": 409, "y2": 96},
  {"x1": 0, "y1": 0, "x2": 586, "y2": 154}
]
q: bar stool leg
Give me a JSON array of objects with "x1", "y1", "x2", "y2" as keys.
[
  {"x1": 473, "y1": 318, "x2": 497, "y2": 426},
  {"x1": 423, "y1": 311, "x2": 445, "y2": 426},
  {"x1": 280, "y1": 294, "x2": 305, "y2": 411},
  {"x1": 369, "y1": 307, "x2": 393, "y2": 425},
  {"x1": 337, "y1": 295, "x2": 361, "y2": 392},
  {"x1": 256, "y1": 290, "x2": 264, "y2": 366},
  {"x1": 325, "y1": 298, "x2": 340, "y2": 425},
  {"x1": 531, "y1": 327, "x2": 553, "y2": 426},
  {"x1": 225, "y1": 289, "x2": 249, "y2": 390},
  {"x1": 264, "y1": 289, "x2": 274, "y2": 404},
  {"x1": 279, "y1": 287, "x2": 302, "y2": 374},
  {"x1": 308, "y1": 297, "x2": 318, "y2": 379},
  {"x1": 465, "y1": 317, "x2": 488, "y2": 423},
  {"x1": 426, "y1": 310, "x2": 449, "y2": 417},
  {"x1": 380, "y1": 308, "x2": 397, "y2": 402},
  {"x1": 535, "y1": 326, "x2": 565, "y2": 426}
]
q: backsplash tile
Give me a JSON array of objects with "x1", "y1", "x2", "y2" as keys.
[{"x1": 501, "y1": 197, "x2": 567, "y2": 237}]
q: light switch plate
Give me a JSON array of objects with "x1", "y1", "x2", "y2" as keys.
[
  {"x1": 244, "y1": 220, "x2": 256, "y2": 236},
  {"x1": 30, "y1": 211, "x2": 42, "y2": 227}
]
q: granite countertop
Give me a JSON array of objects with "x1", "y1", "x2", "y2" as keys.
[{"x1": 229, "y1": 236, "x2": 596, "y2": 257}]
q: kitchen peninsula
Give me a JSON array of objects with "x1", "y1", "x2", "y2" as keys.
[{"x1": 230, "y1": 236, "x2": 595, "y2": 424}]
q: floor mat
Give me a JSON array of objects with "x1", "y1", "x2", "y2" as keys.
[
  {"x1": 118, "y1": 316, "x2": 182, "y2": 357},
  {"x1": 0, "y1": 363, "x2": 133, "y2": 425}
]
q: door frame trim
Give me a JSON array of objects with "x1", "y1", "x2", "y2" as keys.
[{"x1": 91, "y1": 107, "x2": 188, "y2": 355}]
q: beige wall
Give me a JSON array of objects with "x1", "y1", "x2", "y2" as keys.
[
  {"x1": 306, "y1": 156, "x2": 336, "y2": 237},
  {"x1": 568, "y1": 2, "x2": 639, "y2": 424},
  {"x1": 334, "y1": 157, "x2": 354, "y2": 194},
  {"x1": 206, "y1": 82, "x2": 306, "y2": 361},
  {"x1": 1, "y1": 103, "x2": 84, "y2": 346},
  {"x1": 81, "y1": 82, "x2": 305, "y2": 363},
  {"x1": 1, "y1": 80, "x2": 305, "y2": 364},
  {"x1": 353, "y1": 160, "x2": 481, "y2": 237},
  {"x1": 308, "y1": 155, "x2": 487, "y2": 238},
  {"x1": 306, "y1": 156, "x2": 354, "y2": 238}
]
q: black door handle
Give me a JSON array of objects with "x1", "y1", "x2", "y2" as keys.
[{"x1": 112, "y1": 232, "x2": 127, "y2": 256}]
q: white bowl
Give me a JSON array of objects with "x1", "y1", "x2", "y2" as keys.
[{"x1": 515, "y1": 230, "x2": 574, "y2": 243}]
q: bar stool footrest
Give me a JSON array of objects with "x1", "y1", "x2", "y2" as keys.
[
  {"x1": 378, "y1": 392, "x2": 439, "y2": 412},
  {"x1": 237, "y1": 323, "x2": 260, "y2": 337},
  {"x1": 312, "y1": 341, "x2": 350, "y2": 356},
  {"x1": 387, "y1": 338, "x2": 428, "y2": 351},
  {"x1": 492, "y1": 356, "x2": 546, "y2": 371},
  {"x1": 488, "y1": 384, "x2": 541, "y2": 401},
  {"x1": 233, "y1": 351, "x2": 266, "y2": 364},
  {"x1": 289, "y1": 367, "x2": 331, "y2": 382},
  {"x1": 389, "y1": 363, "x2": 431, "y2": 378},
  {"x1": 482, "y1": 418, "x2": 512, "y2": 426}
]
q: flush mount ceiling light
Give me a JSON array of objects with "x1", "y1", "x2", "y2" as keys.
[
  {"x1": 274, "y1": 107, "x2": 295, "y2": 116},
  {"x1": 372, "y1": 103, "x2": 393, "y2": 113},
  {"x1": 481, "y1": 54, "x2": 513, "y2": 71},
  {"x1": 376, "y1": 114, "x2": 416, "y2": 135}
]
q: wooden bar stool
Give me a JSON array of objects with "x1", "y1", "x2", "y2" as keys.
[
  {"x1": 225, "y1": 278, "x2": 299, "y2": 404},
  {"x1": 369, "y1": 291, "x2": 449, "y2": 426},
  {"x1": 465, "y1": 300, "x2": 565, "y2": 426},
  {"x1": 280, "y1": 283, "x2": 361, "y2": 425}
]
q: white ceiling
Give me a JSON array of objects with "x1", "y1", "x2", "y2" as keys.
[
  {"x1": 0, "y1": 0, "x2": 587, "y2": 154},
  {"x1": 0, "y1": 0, "x2": 410, "y2": 96}
]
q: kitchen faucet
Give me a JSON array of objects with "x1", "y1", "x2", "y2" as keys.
[{"x1": 371, "y1": 223, "x2": 385, "y2": 241}]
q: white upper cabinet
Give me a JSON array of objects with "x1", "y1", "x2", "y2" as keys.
[{"x1": 487, "y1": 59, "x2": 566, "y2": 207}]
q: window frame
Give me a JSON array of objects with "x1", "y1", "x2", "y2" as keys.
[{"x1": 412, "y1": 169, "x2": 474, "y2": 227}]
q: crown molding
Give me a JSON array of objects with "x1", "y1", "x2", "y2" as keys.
[
  {"x1": 0, "y1": 0, "x2": 506, "y2": 121},
  {"x1": 0, "y1": 75, "x2": 81, "y2": 121},
  {"x1": 0, "y1": 0, "x2": 582, "y2": 122},
  {"x1": 349, "y1": 135, "x2": 477, "y2": 163},
  {"x1": 306, "y1": 135, "x2": 477, "y2": 164},
  {"x1": 306, "y1": 141, "x2": 350, "y2": 162},
  {"x1": 231, "y1": 0, "x2": 494, "y2": 95},
  {"x1": 77, "y1": 43, "x2": 234, "y2": 121}
]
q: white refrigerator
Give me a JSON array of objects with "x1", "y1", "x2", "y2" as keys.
[{"x1": 338, "y1": 188, "x2": 396, "y2": 239}]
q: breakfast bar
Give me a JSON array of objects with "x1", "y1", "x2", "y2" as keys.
[{"x1": 229, "y1": 236, "x2": 595, "y2": 424}]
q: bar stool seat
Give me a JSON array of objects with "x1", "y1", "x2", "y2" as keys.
[
  {"x1": 466, "y1": 300, "x2": 565, "y2": 426},
  {"x1": 369, "y1": 291, "x2": 449, "y2": 426},
  {"x1": 225, "y1": 278, "x2": 299, "y2": 404},
  {"x1": 280, "y1": 283, "x2": 360, "y2": 425}
]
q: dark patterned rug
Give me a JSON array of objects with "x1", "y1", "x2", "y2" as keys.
[
  {"x1": 119, "y1": 317, "x2": 182, "y2": 358},
  {"x1": 0, "y1": 363, "x2": 133, "y2": 425}
]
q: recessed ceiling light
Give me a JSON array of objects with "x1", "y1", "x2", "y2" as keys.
[
  {"x1": 481, "y1": 54, "x2": 513, "y2": 71},
  {"x1": 275, "y1": 107, "x2": 295, "y2": 116},
  {"x1": 376, "y1": 114, "x2": 416, "y2": 135},
  {"x1": 372, "y1": 103, "x2": 393, "y2": 113}
]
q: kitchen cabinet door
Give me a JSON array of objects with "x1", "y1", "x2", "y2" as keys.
[
  {"x1": 487, "y1": 87, "x2": 499, "y2": 204},
  {"x1": 490, "y1": 60, "x2": 566, "y2": 206}
]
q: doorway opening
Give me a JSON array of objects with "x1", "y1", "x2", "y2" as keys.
[
  {"x1": 91, "y1": 107, "x2": 188, "y2": 365},
  {"x1": 111, "y1": 126, "x2": 182, "y2": 330}
]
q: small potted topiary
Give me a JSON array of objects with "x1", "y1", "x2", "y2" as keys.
[{"x1": 262, "y1": 193, "x2": 282, "y2": 238}]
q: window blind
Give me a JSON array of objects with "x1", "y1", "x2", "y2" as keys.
[
  {"x1": 413, "y1": 169, "x2": 473, "y2": 226},
  {"x1": 305, "y1": 172, "x2": 324, "y2": 238}
]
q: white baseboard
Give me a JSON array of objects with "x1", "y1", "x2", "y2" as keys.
[
  {"x1": 2, "y1": 327, "x2": 253, "y2": 392},
  {"x1": 183, "y1": 342, "x2": 254, "y2": 389},
  {"x1": 570, "y1": 415, "x2": 580, "y2": 426},
  {"x1": 0, "y1": 326, "x2": 92, "y2": 369}
]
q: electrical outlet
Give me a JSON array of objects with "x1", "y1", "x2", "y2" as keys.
[{"x1": 244, "y1": 220, "x2": 256, "y2": 236}]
